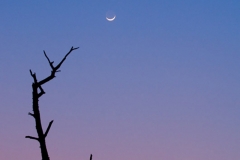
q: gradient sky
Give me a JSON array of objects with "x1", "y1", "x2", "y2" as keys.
[{"x1": 0, "y1": 1, "x2": 240, "y2": 160}]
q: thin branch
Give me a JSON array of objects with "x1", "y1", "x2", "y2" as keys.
[
  {"x1": 29, "y1": 70, "x2": 38, "y2": 84},
  {"x1": 28, "y1": 112, "x2": 35, "y2": 117},
  {"x1": 25, "y1": 136, "x2": 39, "y2": 141},
  {"x1": 90, "y1": 154, "x2": 92, "y2": 160},
  {"x1": 55, "y1": 46, "x2": 79, "y2": 71},
  {"x1": 44, "y1": 120, "x2": 54, "y2": 138},
  {"x1": 44, "y1": 51, "x2": 54, "y2": 70},
  {"x1": 29, "y1": 69, "x2": 34, "y2": 76},
  {"x1": 38, "y1": 46, "x2": 79, "y2": 86}
]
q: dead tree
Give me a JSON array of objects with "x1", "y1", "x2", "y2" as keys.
[{"x1": 26, "y1": 46, "x2": 79, "y2": 160}]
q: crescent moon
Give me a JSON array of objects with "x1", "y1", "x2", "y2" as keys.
[{"x1": 106, "y1": 16, "x2": 116, "y2": 21}]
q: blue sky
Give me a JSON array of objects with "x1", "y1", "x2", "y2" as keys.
[{"x1": 0, "y1": 1, "x2": 240, "y2": 160}]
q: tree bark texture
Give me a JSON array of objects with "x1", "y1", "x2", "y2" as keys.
[{"x1": 26, "y1": 47, "x2": 79, "y2": 160}]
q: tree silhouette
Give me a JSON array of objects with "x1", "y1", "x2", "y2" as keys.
[{"x1": 25, "y1": 46, "x2": 79, "y2": 160}]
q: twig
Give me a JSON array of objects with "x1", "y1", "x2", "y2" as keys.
[
  {"x1": 25, "y1": 136, "x2": 39, "y2": 141},
  {"x1": 28, "y1": 112, "x2": 35, "y2": 117},
  {"x1": 44, "y1": 120, "x2": 54, "y2": 138}
]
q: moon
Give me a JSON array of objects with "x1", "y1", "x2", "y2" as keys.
[
  {"x1": 106, "y1": 16, "x2": 116, "y2": 21},
  {"x1": 106, "y1": 10, "x2": 116, "y2": 22}
]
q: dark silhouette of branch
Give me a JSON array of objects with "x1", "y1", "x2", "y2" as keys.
[
  {"x1": 25, "y1": 136, "x2": 39, "y2": 141},
  {"x1": 90, "y1": 154, "x2": 92, "y2": 160},
  {"x1": 38, "y1": 85, "x2": 45, "y2": 98},
  {"x1": 28, "y1": 112, "x2": 35, "y2": 117},
  {"x1": 44, "y1": 120, "x2": 54, "y2": 138},
  {"x1": 38, "y1": 46, "x2": 79, "y2": 86},
  {"x1": 43, "y1": 51, "x2": 54, "y2": 70},
  {"x1": 29, "y1": 70, "x2": 38, "y2": 84},
  {"x1": 26, "y1": 46, "x2": 79, "y2": 160}
]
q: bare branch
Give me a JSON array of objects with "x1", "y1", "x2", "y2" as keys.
[
  {"x1": 29, "y1": 70, "x2": 38, "y2": 84},
  {"x1": 28, "y1": 112, "x2": 35, "y2": 117},
  {"x1": 38, "y1": 85, "x2": 45, "y2": 98},
  {"x1": 44, "y1": 51, "x2": 54, "y2": 70},
  {"x1": 44, "y1": 120, "x2": 54, "y2": 138},
  {"x1": 25, "y1": 136, "x2": 39, "y2": 141},
  {"x1": 38, "y1": 46, "x2": 79, "y2": 86},
  {"x1": 90, "y1": 154, "x2": 92, "y2": 160},
  {"x1": 55, "y1": 46, "x2": 79, "y2": 71},
  {"x1": 30, "y1": 69, "x2": 33, "y2": 76},
  {"x1": 27, "y1": 46, "x2": 78, "y2": 160}
]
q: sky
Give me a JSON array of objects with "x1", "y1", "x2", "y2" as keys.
[{"x1": 0, "y1": 0, "x2": 240, "y2": 160}]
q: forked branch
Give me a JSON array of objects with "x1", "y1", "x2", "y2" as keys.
[
  {"x1": 29, "y1": 70, "x2": 38, "y2": 84},
  {"x1": 38, "y1": 85, "x2": 45, "y2": 98},
  {"x1": 38, "y1": 46, "x2": 79, "y2": 86},
  {"x1": 26, "y1": 46, "x2": 79, "y2": 160}
]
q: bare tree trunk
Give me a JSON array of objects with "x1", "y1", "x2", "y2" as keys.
[{"x1": 26, "y1": 46, "x2": 79, "y2": 160}]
